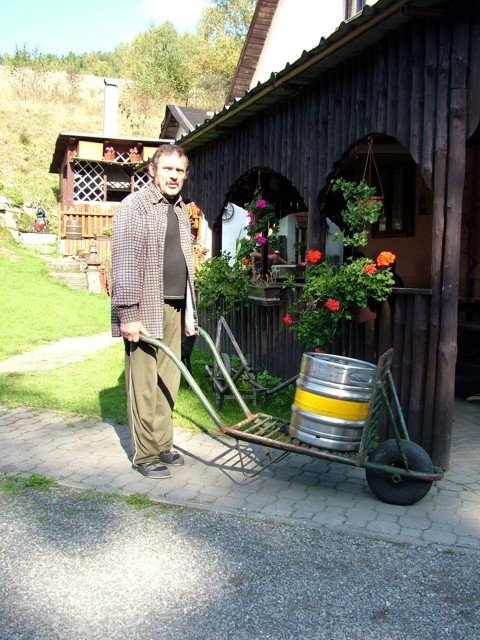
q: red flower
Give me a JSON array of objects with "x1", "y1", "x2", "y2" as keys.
[
  {"x1": 283, "y1": 314, "x2": 294, "y2": 326},
  {"x1": 314, "y1": 347, "x2": 323, "y2": 353},
  {"x1": 242, "y1": 258, "x2": 250, "y2": 266},
  {"x1": 325, "y1": 298, "x2": 341, "y2": 312},
  {"x1": 376, "y1": 251, "x2": 396, "y2": 267},
  {"x1": 363, "y1": 263, "x2": 377, "y2": 275},
  {"x1": 306, "y1": 249, "x2": 322, "y2": 264},
  {"x1": 299, "y1": 261, "x2": 306, "y2": 268}
]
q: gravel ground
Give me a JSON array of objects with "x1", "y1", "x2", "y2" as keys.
[{"x1": 0, "y1": 481, "x2": 479, "y2": 640}]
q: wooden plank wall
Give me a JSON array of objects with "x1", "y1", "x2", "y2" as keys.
[{"x1": 188, "y1": 4, "x2": 480, "y2": 467}]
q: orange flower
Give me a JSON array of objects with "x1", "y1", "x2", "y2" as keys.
[
  {"x1": 364, "y1": 263, "x2": 377, "y2": 275},
  {"x1": 283, "y1": 314, "x2": 294, "y2": 326},
  {"x1": 306, "y1": 249, "x2": 322, "y2": 264},
  {"x1": 325, "y1": 298, "x2": 341, "y2": 312},
  {"x1": 376, "y1": 251, "x2": 396, "y2": 267}
]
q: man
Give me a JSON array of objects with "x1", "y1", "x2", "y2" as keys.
[{"x1": 111, "y1": 144, "x2": 198, "y2": 479}]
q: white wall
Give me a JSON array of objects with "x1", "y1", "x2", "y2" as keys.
[
  {"x1": 251, "y1": 0, "x2": 379, "y2": 89},
  {"x1": 221, "y1": 203, "x2": 248, "y2": 263}
]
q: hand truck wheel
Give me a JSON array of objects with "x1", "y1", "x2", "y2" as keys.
[{"x1": 366, "y1": 439, "x2": 435, "y2": 505}]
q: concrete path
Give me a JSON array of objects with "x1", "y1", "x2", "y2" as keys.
[
  {"x1": 0, "y1": 332, "x2": 118, "y2": 372},
  {"x1": 1, "y1": 332, "x2": 479, "y2": 551},
  {"x1": 1, "y1": 396, "x2": 479, "y2": 551}
]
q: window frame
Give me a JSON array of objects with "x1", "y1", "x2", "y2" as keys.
[
  {"x1": 345, "y1": 0, "x2": 366, "y2": 20},
  {"x1": 371, "y1": 159, "x2": 416, "y2": 238}
]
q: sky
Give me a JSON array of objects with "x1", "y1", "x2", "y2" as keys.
[{"x1": 0, "y1": 0, "x2": 210, "y2": 56}]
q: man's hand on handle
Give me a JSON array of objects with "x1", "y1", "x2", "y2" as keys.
[{"x1": 120, "y1": 322, "x2": 150, "y2": 342}]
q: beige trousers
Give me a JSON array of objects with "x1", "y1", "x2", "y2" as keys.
[{"x1": 125, "y1": 302, "x2": 182, "y2": 466}]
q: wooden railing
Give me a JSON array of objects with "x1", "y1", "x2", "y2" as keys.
[{"x1": 60, "y1": 204, "x2": 116, "y2": 238}]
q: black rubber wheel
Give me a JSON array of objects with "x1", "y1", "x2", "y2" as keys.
[{"x1": 365, "y1": 439, "x2": 435, "y2": 505}]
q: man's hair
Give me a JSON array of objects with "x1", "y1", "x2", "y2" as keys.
[{"x1": 150, "y1": 143, "x2": 189, "y2": 170}]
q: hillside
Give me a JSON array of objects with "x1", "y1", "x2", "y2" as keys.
[{"x1": 0, "y1": 66, "x2": 163, "y2": 217}]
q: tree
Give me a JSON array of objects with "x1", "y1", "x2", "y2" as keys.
[
  {"x1": 123, "y1": 22, "x2": 192, "y2": 105},
  {"x1": 199, "y1": 0, "x2": 256, "y2": 42},
  {"x1": 193, "y1": 0, "x2": 256, "y2": 106}
]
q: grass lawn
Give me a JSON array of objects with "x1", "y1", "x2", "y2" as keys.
[
  {"x1": 0, "y1": 227, "x2": 294, "y2": 428},
  {"x1": 0, "y1": 228, "x2": 110, "y2": 359}
]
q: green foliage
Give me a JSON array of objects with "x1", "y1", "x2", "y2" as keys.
[
  {"x1": 13, "y1": 211, "x2": 35, "y2": 232},
  {"x1": 199, "y1": 0, "x2": 255, "y2": 42},
  {"x1": 124, "y1": 494, "x2": 155, "y2": 509},
  {"x1": 124, "y1": 22, "x2": 193, "y2": 105},
  {"x1": 195, "y1": 252, "x2": 248, "y2": 317},
  {"x1": 1, "y1": 473, "x2": 55, "y2": 494},
  {"x1": 331, "y1": 177, "x2": 384, "y2": 247},
  {"x1": 19, "y1": 128, "x2": 30, "y2": 146}
]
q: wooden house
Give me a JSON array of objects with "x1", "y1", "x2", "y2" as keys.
[
  {"x1": 49, "y1": 92, "x2": 212, "y2": 259},
  {"x1": 49, "y1": 131, "x2": 169, "y2": 257},
  {"x1": 179, "y1": 0, "x2": 480, "y2": 468}
]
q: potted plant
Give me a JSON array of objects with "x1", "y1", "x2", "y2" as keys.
[
  {"x1": 194, "y1": 252, "x2": 249, "y2": 318},
  {"x1": 283, "y1": 178, "x2": 395, "y2": 351},
  {"x1": 246, "y1": 273, "x2": 284, "y2": 305},
  {"x1": 129, "y1": 146, "x2": 142, "y2": 162},
  {"x1": 104, "y1": 146, "x2": 116, "y2": 161}
]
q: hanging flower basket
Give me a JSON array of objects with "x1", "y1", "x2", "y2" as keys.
[{"x1": 366, "y1": 195, "x2": 384, "y2": 212}]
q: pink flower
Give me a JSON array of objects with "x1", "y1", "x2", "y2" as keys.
[
  {"x1": 246, "y1": 210, "x2": 254, "y2": 218},
  {"x1": 325, "y1": 298, "x2": 341, "y2": 312},
  {"x1": 255, "y1": 233, "x2": 267, "y2": 245},
  {"x1": 283, "y1": 314, "x2": 294, "y2": 326},
  {"x1": 256, "y1": 199, "x2": 267, "y2": 209}
]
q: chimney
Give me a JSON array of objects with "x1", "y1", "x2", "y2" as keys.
[{"x1": 103, "y1": 78, "x2": 119, "y2": 137}]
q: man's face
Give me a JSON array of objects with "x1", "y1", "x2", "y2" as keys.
[{"x1": 151, "y1": 152, "x2": 188, "y2": 198}]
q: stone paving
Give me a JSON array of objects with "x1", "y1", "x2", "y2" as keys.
[{"x1": 1, "y1": 395, "x2": 479, "y2": 551}]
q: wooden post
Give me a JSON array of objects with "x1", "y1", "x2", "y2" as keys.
[{"x1": 432, "y1": 7, "x2": 469, "y2": 468}]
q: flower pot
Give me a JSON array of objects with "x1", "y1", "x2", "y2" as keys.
[
  {"x1": 247, "y1": 284, "x2": 283, "y2": 306},
  {"x1": 103, "y1": 152, "x2": 115, "y2": 161},
  {"x1": 352, "y1": 306, "x2": 377, "y2": 323},
  {"x1": 366, "y1": 196, "x2": 384, "y2": 208},
  {"x1": 129, "y1": 154, "x2": 142, "y2": 163}
]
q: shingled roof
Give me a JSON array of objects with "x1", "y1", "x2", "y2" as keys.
[
  {"x1": 159, "y1": 105, "x2": 211, "y2": 140},
  {"x1": 226, "y1": 0, "x2": 280, "y2": 104}
]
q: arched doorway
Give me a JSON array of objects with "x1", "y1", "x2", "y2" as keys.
[{"x1": 218, "y1": 167, "x2": 307, "y2": 265}]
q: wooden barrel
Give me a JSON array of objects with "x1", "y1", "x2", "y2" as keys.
[
  {"x1": 289, "y1": 353, "x2": 376, "y2": 452},
  {"x1": 65, "y1": 220, "x2": 82, "y2": 240}
]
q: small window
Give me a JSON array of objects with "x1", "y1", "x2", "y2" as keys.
[
  {"x1": 345, "y1": 0, "x2": 366, "y2": 20},
  {"x1": 372, "y1": 160, "x2": 415, "y2": 237}
]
